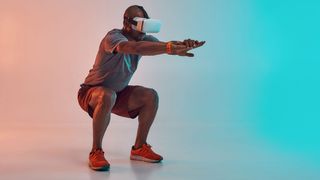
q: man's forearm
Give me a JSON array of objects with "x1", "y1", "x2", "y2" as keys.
[
  {"x1": 116, "y1": 41, "x2": 168, "y2": 56},
  {"x1": 135, "y1": 41, "x2": 168, "y2": 56}
]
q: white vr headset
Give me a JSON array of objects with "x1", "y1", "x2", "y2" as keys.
[{"x1": 126, "y1": 17, "x2": 162, "y2": 33}]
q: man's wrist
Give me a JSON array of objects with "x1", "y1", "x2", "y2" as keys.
[{"x1": 166, "y1": 42, "x2": 173, "y2": 54}]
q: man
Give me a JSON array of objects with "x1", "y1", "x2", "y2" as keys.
[{"x1": 77, "y1": 5, "x2": 205, "y2": 171}]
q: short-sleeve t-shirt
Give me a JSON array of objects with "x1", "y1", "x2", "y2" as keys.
[{"x1": 81, "y1": 29, "x2": 159, "y2": 92}]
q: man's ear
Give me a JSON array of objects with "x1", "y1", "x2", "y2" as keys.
[{"x1": 123, "y1": 20, "x2": 131, "y2": 31}]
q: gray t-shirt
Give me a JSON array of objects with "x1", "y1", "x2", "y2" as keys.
[{"x1": 81, "y1": 29, "x2": 158, "y2": 92}]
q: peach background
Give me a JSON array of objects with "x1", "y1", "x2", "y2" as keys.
[{"x1": 0, "y1": 0, "x2": 155, "y2": 124}]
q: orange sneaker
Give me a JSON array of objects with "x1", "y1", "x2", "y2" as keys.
[
  {"x1": 130, "y1": 144, "x2": 163, "y2": 163},
  {"x1": 88, "y1": 149, "x2": 110, "y2": 171}
]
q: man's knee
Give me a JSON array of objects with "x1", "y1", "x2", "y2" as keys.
[
  {"x1": 90, "y1": 87, "x2": 117, "y2": 110},
  {"x1": 142, "y1": 88, "x2": 159, "y2": 106}
]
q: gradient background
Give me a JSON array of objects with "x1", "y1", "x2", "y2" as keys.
[{"x1": 1, "y1": 0, "x2": 319, "y2": 179}]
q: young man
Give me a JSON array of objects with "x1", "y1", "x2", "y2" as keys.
[{"x1": 77, "y1": 5, "x2": 205, "y2": 171}]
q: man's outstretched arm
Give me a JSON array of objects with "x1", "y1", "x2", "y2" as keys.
[
  {"x1": 114, "y1": 40, "x2": 205, "y2": 57},
  {"x1": 116, "y1": 41, "x2": 167, "y2": 56}
]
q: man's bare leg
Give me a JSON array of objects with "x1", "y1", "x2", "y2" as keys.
[
  {"x1": 128, "y1": 87, "x2": 159, "y2": 149},
  {"x1": 88, "y1": 87, "x2": 117, "y2": 151}
]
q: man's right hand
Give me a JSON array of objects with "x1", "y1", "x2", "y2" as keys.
[{"x1": 169, "y1": 40, "x2": 206, "y2": 57}]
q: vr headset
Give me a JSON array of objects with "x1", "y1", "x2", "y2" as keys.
[{"x1": 126, "y1": 17, "x2": 162, "y2": 33}]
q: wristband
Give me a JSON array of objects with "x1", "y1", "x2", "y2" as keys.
[{"x1": 166, "y1": 42, "x2": 173, "y2": 54}]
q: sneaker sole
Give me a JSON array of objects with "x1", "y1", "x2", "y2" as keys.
[
  {"x1": 130, "y1": 155, "x2": 163, "y2": 163},
  {"x1": 88, "y1": 162, "x2": 110, "y2": 171}
]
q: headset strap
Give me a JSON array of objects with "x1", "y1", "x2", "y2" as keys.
[{"x1": 125, "y1": 17, "x2": 138, "y2": 26}]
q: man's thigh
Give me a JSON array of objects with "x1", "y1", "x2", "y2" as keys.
[
  {"x1": 78, "y1": 86, "x2": 103, "y2": 118},
  {"x1": 112, "y1": 85, "x2": 146, "y2": 119}
]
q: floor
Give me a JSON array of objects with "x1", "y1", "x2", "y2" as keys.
[{"x1": 1, "y1": 112, "x2": 319, "y2": 180}]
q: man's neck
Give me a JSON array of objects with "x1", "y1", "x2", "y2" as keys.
[
  {"x1": 121, "y1": 28, "x2": 146, "y2": 42},
  {"x1": 121, "y1": 29, "x2": 136, "y2": 41}
]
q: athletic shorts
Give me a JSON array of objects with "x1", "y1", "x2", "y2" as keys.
[{"x1": 77, "y1": 85, "x2": 141, "y2": 119}]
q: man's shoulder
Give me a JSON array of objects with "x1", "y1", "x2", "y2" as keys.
[
  {"x1": 106, "y1": 28, "x2": 123, "y2": 36},
  {"x1": 103, "y1": 29, "x2": 128, "y2": 42}
]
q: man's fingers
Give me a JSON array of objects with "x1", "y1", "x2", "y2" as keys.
[
  {"x1": 172, "y1": 40, "x2": 205, "y2": 56},
  {"x1": 192, "y1": 40, "x2": 199, "y2": 48},
  {"x1": 189, "y1": 40, "x2": 196, "y2": 48},
  {"x1": 185, "y1": 52, "x2": 194, "y2": 57},
  {"x1": 177, "y1": 48, "x2": 193, "y2": 54},
  {"x1": 177, "y1": 48, "x2": 195, "y2": 57},
  {"x1": 185, "y1": 40, "x2": 191, "y2": 47},
  {"x1": 177, "y1": 51, "x2": 194, "y2": 57},
  {"x1": 178, "y1": 41, "x2": 205, "y2": 50},
  {"x1": 199, "y1": 41, "x2": 206, "y2": 46},
  {"x1": 170, "y1": 40, "x2": 205, "y2": 56},
  {"x1": 175, "y1": 45, "x2": 193, "y2": 51},
  {"x1": 193, "y1": 41, "x2": 206, "y2": 49},
  {"x1": 191, "y1": 41, "x2": 197, "y2": 47},
  {"x1": 196, "y1": 41, "x2": 205, "y2": 47}
]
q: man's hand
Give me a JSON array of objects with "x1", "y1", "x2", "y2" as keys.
[
  {"x1": 169, "y1": 39, "x2": 205, "y2": 57},
  {"x1": 183, "y1": 39, "x2": 204, "y2": 48}
]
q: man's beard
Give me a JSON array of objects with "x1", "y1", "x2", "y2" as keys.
[{"x1": 122, "y1": 28, "x2": 145, "y2": 41}]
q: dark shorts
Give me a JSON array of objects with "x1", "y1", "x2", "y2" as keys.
[{"x1": 77, "y1": 85, "x2": 141, "y2": 119}]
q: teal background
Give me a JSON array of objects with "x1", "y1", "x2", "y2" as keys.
[
  {"x1": 136, "y1": 0, "x2": 320, "y2": 160},
  {"x1": 131, "y1": 0, "x2": 320, "y2": 177}
]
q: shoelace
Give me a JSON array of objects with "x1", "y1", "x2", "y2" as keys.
[
  {"x1": 90, "y1": 150, "x2": 106, "y2": 161},
  {"x1": 140, "y1": 144, "x2": 155, "y2": 154}
]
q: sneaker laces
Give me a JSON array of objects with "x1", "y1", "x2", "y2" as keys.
[
  {"x1": 141, "y1": 144, "x2": 155, "y2": 154},
  {"x1": 90, "y1": 149, "x2": 106, "y2": 161}
]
